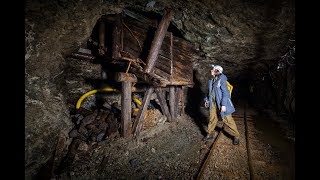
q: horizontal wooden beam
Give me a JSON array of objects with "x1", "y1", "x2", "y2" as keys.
[{"x1": 115, "y1": 72, "x2": 137, "y2": 83}]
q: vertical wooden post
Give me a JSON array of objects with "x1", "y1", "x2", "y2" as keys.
[
  {"x1": 169, "y1": 86, "x2": 175, "y2": 120},
  {"x1": 121, "y1": 81, "x2": 131, "y2": 137},
  {"x1": 133, "y1": 87, "x2": 154, "y2": 138},
  {"x1": 170, "y1": 32, "x2": 173, "y2": 83},
  {"x1": 155, "y1": 88, "x2": 172, "y2": 122},
  {"x1": 174, "y1": 86, "x2": 182, "y2": 118},
  {"x1": 181, "y1": 87, "x2": 185, "y2": 115},
  {"x1": 112, "y1": 13, "x2": 122, "y2": 59},
  {"x1": 144, "y1": 8, "x2": 173, "y2": 74},
  {"x1": 115, "y1": 72, "x2": 137, "y2": 138}
]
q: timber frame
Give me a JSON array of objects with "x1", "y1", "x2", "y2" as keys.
[{"x1": 71, "y1": 8, "x2": 198, "y2": 138}]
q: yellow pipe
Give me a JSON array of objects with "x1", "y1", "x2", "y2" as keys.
[
  {"x1": 76, "y1": 87, "x2": 118, "y2": 109},
  {"x1": 132, "y1": 97, "x2": 142, "y2": 106}
]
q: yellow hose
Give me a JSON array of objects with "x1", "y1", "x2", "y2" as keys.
[
  {"x1": 132, "y1": 97, "x2": 142, "y2": 106},
  {"x1": 76, "y1": 87, "x2": 118, "y2": 109}
]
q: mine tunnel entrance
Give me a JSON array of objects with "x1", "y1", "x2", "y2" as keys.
[
  {"x1": 61, "y1": 5, "x2": 295, "y2": 150},
  {"x1": 46, "y1": 7, "x2": 295, "y2": 179}
]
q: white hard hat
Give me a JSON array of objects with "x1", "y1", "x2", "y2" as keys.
[{"x1": 212, "y1": 65, "x2": 223, "y2": 73}]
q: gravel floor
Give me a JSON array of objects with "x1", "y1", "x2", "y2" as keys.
[{"x1": 56, "y1": 102, "x2": 295, "y2": 180}]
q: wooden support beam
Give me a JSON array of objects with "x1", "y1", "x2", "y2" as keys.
[
  {"x1": 144, "y1": 8, "x2": 173, "y2": 74},
  {"x1": 174, "y1": 86, "x2": 182, "y2": 118},
  {"x1": 112, "y1": 14, "x2": 122, "y2": 59},
  {"x1": 133, "y1": 87, "x2": 154, "y2": 138},
  {"x1": 169, "y1": 86, "x2": 175, "y2": 120},
  {"x1": 115, "y1": 72, "x2": 137, "y2": 83},
  {"x1": 170, "y1": 32, "x2": 173, "y2": 83},
  {"x1": 154, "y1": 68, "x2": 171, "y2": 80},
  {"x1": 181, "y1": 87, "x2": 185, "y2": 115},
  {"x1": 121, "y1": 81, "x2": 132, "y2": 138},
  {"x1": 115, "y1": 72, "x2": 136, "y2": 138},
  {"x1": 155, "y1": 88, "x2": 172, "y2": 122}
]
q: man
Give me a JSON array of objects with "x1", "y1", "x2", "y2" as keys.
[{"x1": 204, "y1": 65, "x2": 240, "y2": 145}]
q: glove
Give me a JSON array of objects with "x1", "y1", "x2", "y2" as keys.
[
  {"x1": 204, "y1": 98, "x2": 209, "y2": 108},
  {"x1": 221, "y1": 106, "x2": 226, "y2": 112}
]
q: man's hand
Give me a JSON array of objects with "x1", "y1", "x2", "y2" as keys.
[
  {"x1": 221, "y1": 106, "x2": 226, "y2": 112},
  {"x1": 204, "y1": 100, "x2": 209, "y2": 108}
]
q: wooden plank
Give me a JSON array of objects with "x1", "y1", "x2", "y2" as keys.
[
  {"x1": 148, "y1": 73, "x2": 170, "y2": 87},
  {"x1": 161, "y1": 42, "x2": 195, "y2": 58},
  {"x1": 128, "y1": 66, "x2": 151, "y2": 83},
  {"x1": 133, "y1": 87, "x2": 154, "y2": 138},
  {"x1": 173, "y1": 49, "x2": 193, "y2": 64},
  {"x1": 154, "y1": 57, "x2": 171, "y2": 74},
  {"x1": 169, "y1": 86, "x2": 175, "y2": 121},
  {"x1": 167, "y1": 80, "x2": 194, "y2": 86},
  {"x1": 155, "y1": 88, "x2": 172, "y2": 122},
  {"x1": 122, "y1": 46, "x2": 141, "y2": 58},
  {"x1": 121, "y1": 81, "x2": 132, "y2": 137},
  {"x1": 154, "y1": 68, "x2": 171, "y2": 80},
  {"x1": 173, "y1": 68, "x2": 192, "y2": 82},
  {"x1": 181, "y1": 87, "x2": 185, "y2": 115},
  {"x1": 123, "y1": 16, "x2": 198, "y2": 57},
  {"x1": 112, "y1": 14, "x2": 122, "y2": 59},
  {"x1": 156, "y1": 55, "x2": 171, "y2": 67},
  {"x1": 122, "y1": 27, "x2": 195, "y2": 64},
  {"x1": 122, "y1": 26, "x2": 148, "y2": 53},
  {"x1": 122, "y1": 32, "x2": 143, "y2": 53},
  {"x1": 174, "y1": 86, "x2": 182, "y2": 118},
  {"x1": 124, "y1": 17, "x2": 197, "y2": 55},
  {"x1": 173, "y1": 67, "x2": 192, "y2": 80},
  {"x1": 162, "y1": 37, "x2": 198, "y2": 58},
  {"x1": 173, "y1": 60, "x2": 193, "y2": 75},
  {"x1": 150, "y1": 69, "x2": 193, "y2": 87},
  {"x1": 170, "y1": 32, "x2": 173, "y2": 79},
  {"x1": 122, "y1": 20, "x2": 149, "y2": 35},
  {"x1": 115, "y1": 72, "x2": 137, "y2": 82},
  {"x1": 122, "y1": 23, "x2": 195, "y2": 65},
  {"x1": 175, "y1": 86, "x2": 182, "y2": 117},
  {"x1": 144, "y1": 9, "x2": 173, "y2": 74}
]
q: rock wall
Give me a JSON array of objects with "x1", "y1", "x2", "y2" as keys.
[
  {"x1": 25, "y1": 0, "x2": 295, "y2": 177},
  {"x1": 25, "y1": 0, "x2": 125, "y2": 177}
]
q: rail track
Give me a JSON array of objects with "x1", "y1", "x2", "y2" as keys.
[{"x1": 196, "y1": 100, "x2": 270, "y2": 180}]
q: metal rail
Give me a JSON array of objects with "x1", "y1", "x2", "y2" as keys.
[{"x1": 196, "y1": 101, "x2": 254, "y2": 179}]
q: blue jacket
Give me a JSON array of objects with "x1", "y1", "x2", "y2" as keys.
[{"x1": 207, "y1": 74, "x2": 235, "y2": 118}]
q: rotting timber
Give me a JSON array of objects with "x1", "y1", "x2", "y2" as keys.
[{"x1": 69, "y1": 8, "x2": 198, "y2": 139}]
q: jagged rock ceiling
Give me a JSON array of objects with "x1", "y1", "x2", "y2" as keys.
[
  {"x1": 25, "y1": 0, "x2": 295, "y2": 177},
  {"x1": 126, "y1": 0, "x2": 295, "y2": 80}
]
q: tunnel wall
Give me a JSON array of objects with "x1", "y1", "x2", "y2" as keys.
[
  {"x1": 25, "y1": 0, "x2": 294, "y2": 177},
  {"x1": 25, "y1": 0, "x2": 125, "y2": 177}
]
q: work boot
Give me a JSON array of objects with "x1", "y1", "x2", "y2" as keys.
[
  {"x1": 202, "y1": 133, "x2": 215, "y2": 141},
  {"x1": 233, "y1": 137, "x2": 240, "y2": 145}
]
